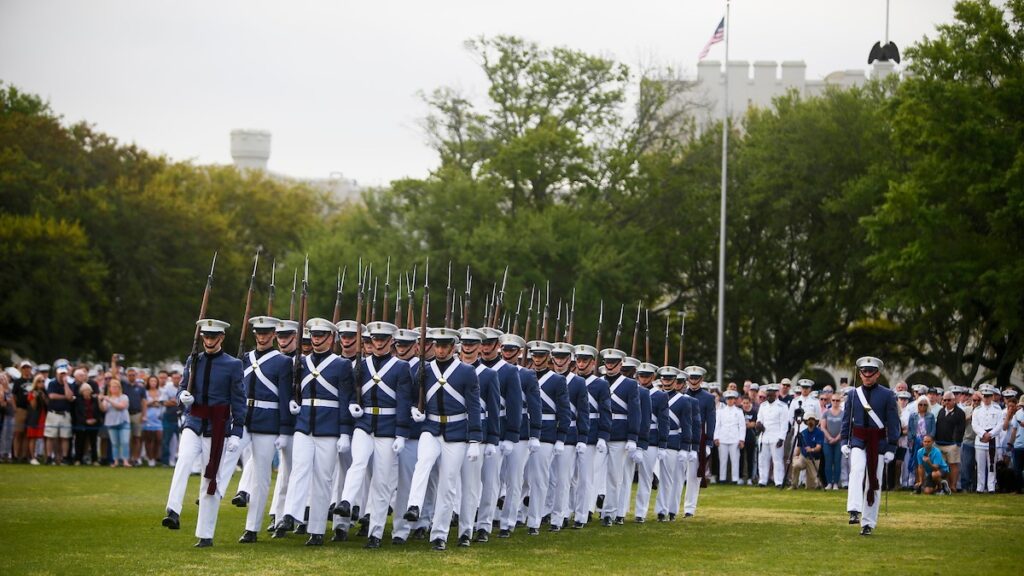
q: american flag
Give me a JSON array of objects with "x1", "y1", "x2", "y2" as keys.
[{"x1": 698, "y1": 17, "x2": 725, "y2": 60}]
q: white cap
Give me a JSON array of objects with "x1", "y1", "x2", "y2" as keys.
[
  {"x1": 1002, "y1": 388, "x2": 1018, "y2": 398},
  {"x1": 780, "y1": 377, "x2": 792, "y2": 385},
  {"x1": 18, "y1": 360, "x2": 32, "y2": 369},
  {"x1": 623, "y1": 357, "x2": 640, "y2": 369},
  {"x1": 275, "y1": 319, "x2": 300, "y2": 333},
  {"x1": 980, "y1": 384, "x2": 996, "y2": 395},
  {"x1": 765, "y1": 383, "x2": 780, "y2": 392},
  {"x1": 749, "y1": 383, "x2": 760, "y2": 390},
  {"x1": 574, "y1": 344, "x2": 598, "y2": 358},
  {"x1": 600, "y1": 348, "x2": 626, "y2": 361},
  {"x1": 657, "y1": 366, "x2": 679, "y2": 378},
  {"x1": 479, "y1": 327, "x2": 504, "y2": 340},
  {"x1": 798, "y1": 378, "x2": 814, "y2": 388},
  {"x1": 551, "y1": 342, "x2": 575, "y2": 356},
  {"x1": 394, "y1": 329, "x2": 419, "y2": 343},
  {"x1": 37, "y1": 363, "x2": 51, "y2": 372},
  {"x1": 499, "y1": 334, "x2": 527, "y2": 349},
  {"x1": 368, "y1": 321, "x2": 399, "y2": 337},
  {"x1": 683, "y1": 365, "x2": 707, "y2": 378},
  {"x1": 197, "y1": 319, "x2": 230, "y2": 334},
  {"x1": 724, "y1": 390, "x2": 739, "y2": 399},
  {"x1": 527, "y1": 340, "x2": 553, "y2": 354},
  {"x1": 856, "y1": 356, "x2": 884, "y2": 371},
  {"x1": 249, "y1": 315, "x2": 279, "y2": 330},
  {"x1": 336, "y1": 320, "x2": 360, "y2": 334},
  {"x1": 428, "y1": 327, "x2": 460, "y2": 342},
  {"x1": 458, "y1": 327, "x2": 485, "y2": 342},
  {"x1": 637, "y1": 362, "x2": 658, "y2": 375},
  {"x1": 306, "y1": 318, "x2": 337, "y2": 334},
  {"x1": 896, "y1": 391, "x2": 912, "y2": 400}
]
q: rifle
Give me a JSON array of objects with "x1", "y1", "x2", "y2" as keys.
[
  {"x1": 644, "y1": 308, "x2": 651, "y2": 364},
  {"x1": 186, "y1": 252, "x2": 218, "y2": 395},
  {"x1": 511, "y1": 290, "x2": 523, "y2": 335},
  {"x1": 595, "y1": 300, "x2": 604, "y2": 352},
  {"x1": 416, "y1": 259, "x2": 430, "y2": 412},
  {"x1": 394, "y1": 271, "x2": 403, "y2": 329},
  {"x1": 353, "y1": 259, "x2": 365, "y2": 407},
  {"x1": 382, "y1": 257, "x2": 391, "y2": 323},
  {"x1": 444, "y1": 261, "x2": 453, "y2": 329},
  {"x1": 490, "y1": 266, "x2": 508, "y2": 328},
  {"x1": 363, "y1": 264, "x2": 372, "y2": 323},
  {"x1": 406, "y1": 267, "x2": 416, "y2": 330},
  {"x1": 663, "y1": 313, "x2": 670, "y2": 366},
  {"x1": 289, "y1": 269, "x2": 297, "y2": 321},
  {"x1": 523, "y1": 286, "x2": 535, "y2": 339},
  {"x1": 291, "y1": 256, "x2": 309, "y2": 401},
  {"x1": 566, "y1": 287, "x2": 576, "y2": 343},
  {"x1": 237, "y1": 249, "x2": 261, "y2": 357},
  {"x1": 626, "y1": 301, "x2": 634, "y2": 358},
  {"x1": 331, "y1": 266, "x2": 347, "y2": 325},
  {"x1": 463, "y1": 267, "x2": 472, "y2": 329},
  {"x1": 539, "y1": 282, "x2": 549, "y2": 341},
  {"x1": 267, "y1": 258, "x2": 276, "y2": 316},
  {"x1": 554, "y1": 298, "x2": 562, "y2": 343},
  {"x1": 370, "y1": 275, "x2": 378, "y2": 323},
  {"x1": 677, "y1": 311, "x2": 685, "y2": 367},
  {"x1": 612, "y1": 304, "x2": 625, "y2": 350}
]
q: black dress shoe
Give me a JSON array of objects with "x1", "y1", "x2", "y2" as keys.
[
  {"x1": 601, "y1": 516, "x2": 612, "y2": 527},
  {"x1": 548, "y1": 524, "x2": 560, "y2": 533},
  {"x1": 657, "y1": 513, "x2": 666, "y2": 522},
  {"x1": 365, "y1": 536, "x2": 381, "y2": 549},
  {"x1": 474, "y1": 528, "x2": 489, "y2": 542},
  {"x1": 331, "y1": 528, "x2": 348, "y2": 542},
  {"x1": 498, "y1": 529, "x2": 511, "y2": 538},
  {"x1": 595, "y1": 494, "x2": 605, "y2": 509},
  {"x1": 327, "y1": 502, "x2": 336, "y2": 517},
  {"x1": 860, "y1": 525, "x2": 873, "y2": 536},
  {"x1": 572, "y1": 521, "x2": 584, "y2": 529},
  {"x1": 527, "y1": 527, "x2": 539, "y2": 536},
  {"x1": 293, "y1": 523, "x2": 308, "y2": 535},
  {"x1": 231, "y1": 491, "x2": 249, "y2": 507},
  {"x1": 305, "y1": 533, "x2": 324, "y2": 546},
  {"x1": 266, "y1": 515, "x2": 276, "y2": 533},
  {"x1": 194, "y1": 538, "x2": 213, "y2": 548},
  {"x1": 431, "y1": 538, "x2": 447, "y2": 551},
  {"x1": 391, "y1": 536, "x2": 406, "y2": 545},
  {"x1": 357, "y1": 520, "x2": 369, "y2": 538},
  {"x1": 238, "y1": 530, "x2": 257, "y2": 544},
  {"x1": 848, "y1": 511, "x2": 861, "y2": 525},
  {"x1": 458, "y1": 534, "x2": 471, "y2": 547},
  {"x1": 335, "y1": 500, "x2": 351, "y2": 518},
  {"x1": 162, "y1": 510, "x2": 180, "y2": 530},
  {"x1": 668, "y1": 513, "x2": 676, "y2": 521},
  {"x1": 496, "y1": 496, "x2": 505, "y2": 510},
  {"x1": 273, "y1": 516, "x2": 294, "y2": 538},
  {"x1": 541, "y1": 514, "x2": 551, "y2": 526},
  {"x1": 403, "y1": 506, "x2": 420, "y2": 522},
  {"x1": 451, "y1": 513, "x2": 460, "y2": 527},
  {"x1": 614, "y1": 516, "x2": 625, "y2": 525},
  {"x1": 635, "y1": 516, "x2": 645, "y2": 524},
  {"x1": 587, "y1": 511, "x2": 593, "y2": 523},
  {"x1": 684, "y1": 513, "x2": 693, "y2": 518},
  {"x1": 515, "y1": 520, "x2": 525, "y2": 528},
  {"x1": 412, "y1": 527, "x2": 427, "y2": 540},
  {"x1": 561, "y1": 518, "x2": 569, "y2": 529}
]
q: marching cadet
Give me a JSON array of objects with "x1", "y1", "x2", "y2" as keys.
[
  {"x1": 162, "y1": 319, "x2": 245, "y2": 548},
  {"x1": 622, "y1": 356, "x2": 640, "y2": 380},
  {"x1": 277, "y1": 318, "x2": 355, "y2": 546},
  {"x1": 841, "y1": 356, "x2": 900, "y2": 536},
  {"x1": 455, "y1": 327, "x2": 500, "y2": 547},
  {"x1": 403, "y1": 327, "x2": 482, "y2": 551},
  {"x1": 522, "y1": 340, "x2": 569, "y2": 535},
  {"x1": 496, "y1": 333, "x2": 541, "y2": 538},
  {"x1": 336, "y1": 321, "x2": 412, "y2": 549},
  {"x1": 612, "y1": 360, "x2": 650, "y2": 523},
  {"x1": 408, "y1": 328, "x2": 439, "y2": 542},
  {"x1": 714, "y1": 390, "x2": 745, "y2": 484},
  {"x1": 571, "y1": 344, "x2": 610, "y2": 529},
  {"x1": 547, "y1": 342, "x2": 589, "y2": 531},
  {"x1": 660, "y1": 367, "x2": 699, "y2": 521},
  {"x1": 266, "y1": 319, "x2": 300, "y2": 534},
  {"x1": 474, "y1": 326, "x2": 522, "y2": 543},
  {"x1": 236, "y1": 316, "x2": 294, "y2": 544},
  {"x1": 682, "y1": 365, "x2": 716, "y2": 517},
  {"x1": 634, "y1": 363, "x2": 669, "y2": 522},
  {"x1": 972, "y1": 384, "x2": 1003, "y2": 493},
  {"x1": 328, "y1": 319, "x2": 362, "y2": 542},
  {"x1": 653, "y1": 367, "x2": 677, "y2": 520},
  {"x1": 390, "y1": 327, "x2": 427, "y2": 545},
  {"x1": 756, "y1": 384, "x2": 788, "y2": 487},
  {"x1": 300, "y1": 328, "x2": 313, "y2": 355},
  {"x1": 597, "y1": 348, "x2": 641, "y2": 526}
]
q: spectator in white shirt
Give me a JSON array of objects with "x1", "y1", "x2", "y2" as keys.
[
  {"x1": 714, "y1": 391, "x2": 745, "y2": 484},
  {"x1": 756, "y1": 384, "x2": 788, "y2": 487},
  {"x1": 972, "y1": 386, "x2": 1003, "y2": 493}
]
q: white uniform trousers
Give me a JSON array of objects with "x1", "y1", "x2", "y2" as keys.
[
  {"x1": 546, "y1": 445, "x2": 575, "y2": 526},
  {"x1": 416, "y1": 464, "x2": 439, "y2": 532},
  {"x1": 391, "y1": 438, "x2": 419, "y2": 539},
  {"x1": 602, "y1": 441, "x2": 629, "y2": 519},
  {"x1": 407, "y1": 432, "x2": 467, "y2": 541},
  {"x1": 683, "y1": 446, "x2": 707, "y2": 515},
  {"x1": 499, "y1": 440, "x2": 530, "y2": 531},
  {"x1": 236, "y1": 445, "x2": 255, "y2": 494},
  {"x1": 617, "y1": 459, "x2": 635, "y2": 519},
  {"x1": 458, "y1": 448, "x2": 484, "y2": 538},
  {"x1": 268, "y1": 435, "x2": 293, "y2": 522},
  {"x1": 365, "y1": 436, "x2": 397, "y2": 539},
  {"x1": 341, "y1": 428, "x2": 374, "y2": 505},
  {"x1": 758, "y1": 441, "x2": 784, "y2": 486},
  {"x1": 718, "y1": 443, "x2": 740, "y2": 483},
  {"x1": 165, "y1": 428, "x2": 240, "y2": 539},
  {"x1": 592, "y1": 446, "x2": 608, "y2": 508},
  {"x1": 331, "y1": 450, "x2": 353, "y2": 531},
  {"x1": 284, "y1": 432, "x2": 337, "y2": 536},
  {"x1": 525, "y1": 442, "x2": 555, "y2": 529},
  {"x1": 655, "y1": 449, "x2": 679, "y2": 516},
  {"x1": 975, "y1": 446, "x2": 997, "y2": 492},
  {"x1": 846, "y1": 447, "x2": 885, "y2": 528},
  {"x1": 634, "y1": 446, "x2": 659, "y2": 519},
  {"x1": 572, "y1": 444, "x2": 595, "y2": 524},
  {"x1": 243, "y1": 433, "x2": 278, "y2": 532},
  {"x1": 669, "y1": 457, "x2": 687, "y2": 516},
  {"x1": 475, "y1": 450, "x2": 504, "y2": 533}
]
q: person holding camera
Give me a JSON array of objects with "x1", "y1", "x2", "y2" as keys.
[
  {"x1": 790, "y1": 415, "x2": 824, "y2": 489},
  {"x1": 99, "y1": 380, "x2": 131, "y2": 467},
  {"x1": 914, "y1": 435, "x2": 951, "y2": 494}
]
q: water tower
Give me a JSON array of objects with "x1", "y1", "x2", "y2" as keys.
[{"x1": 230, "y1": 129, "x2": 271, "y2": 171}]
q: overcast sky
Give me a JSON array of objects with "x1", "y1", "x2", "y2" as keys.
[{"x1": 1, "y1": 0, "x2": 958, "y2": 187}]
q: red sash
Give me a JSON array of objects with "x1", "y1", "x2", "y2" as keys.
[
  {"x1": 190, "y1": 404, "x2": 230, "y2": 495},
  {"x1": 853, "y1": 426, "x2": 885, "y2": 506}
]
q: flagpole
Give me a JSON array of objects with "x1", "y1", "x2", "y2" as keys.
[{"x1": 715, "y1": 0, "x2": 730, "y2": 387}]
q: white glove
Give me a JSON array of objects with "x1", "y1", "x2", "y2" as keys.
[
  {"x1": 484, "y1": 444, "x2": 497, "y2": 458},
  {"x1": 226, "y1": 436, "x2": 240, "y2": 453},
  {"x1": 626, "y1": 440, "x2": 637, "y2": 453},
  {"x1": 411, "y1": 407, "x2": 425, "y2": 423},
  {"x1": 392, "y1": 436, "x2": 405, "y2": 454},
  {"x1": 630, "y1": 449, "x2": 644, "y2": 464},
  {"x1": 576, "y1": 442, "x2": 586, "y2": 454},
  {"x1": 596, "y1": 438, "x2": 607, "y2": 454},
  {"x1": 349, "y1": 403, "x2": 364, "y2": 418},
  {"x1": 688, "y1": 450, "x2": 698, "y2": 463},
  {"x1": 337, "y1": 434, "x2": 351, "y2": 454},
  {"x1": 467, "y1": 442, "x2": 480, "y2": 462},
  {"x1": 274, "y1": 435, "x2": 287, "y2": 450},
  {"x1": 883, "y1": 451, "x2": 895, "y2": 464},
  {"x1": 554, "y1": 440, "x2": 565, "y2": 454},
  {"x1": 841, "y1": 444, "x2": 851, "y2": 458},
  {"x1": 289, "y1": 400, "x2": 300, "y2": 415},
  {"x1": 528, "y1": 437, "x2": 541, "y2": 453},
  {"x1": 500, "y1": 440, "x2": 514, "y2": 456},
  {"x1": 179, "y1": 390, "x2": 194, "y2": 407},
  {"x1": 677, "y1": 450, "x2": 686, "y2": 463},
  {"x1": 658, "y1": 448, "x2": 667, "y2": 461},
  {"x1": 705, "y1": 445, "x2": 712, "y2": 456}
]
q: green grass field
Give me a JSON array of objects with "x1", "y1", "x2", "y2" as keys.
[{"x1": 2, "y1": 465, "x2": 1023, "y2": 575}]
